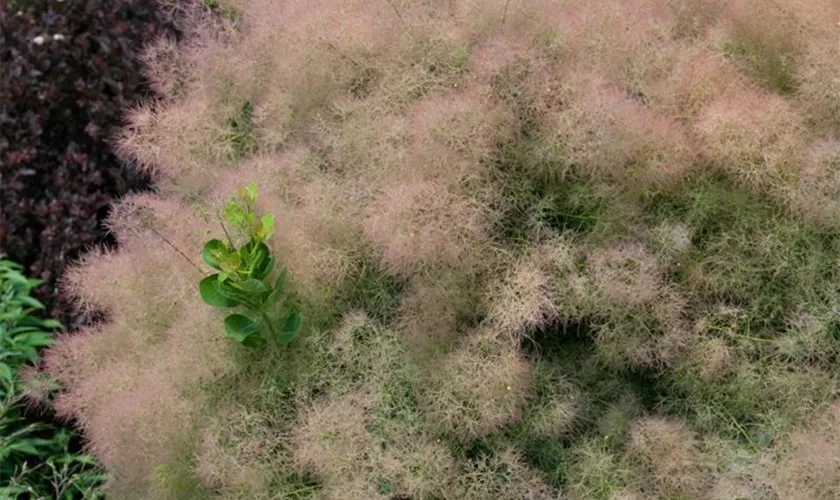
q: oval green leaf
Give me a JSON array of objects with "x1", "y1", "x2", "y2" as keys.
[
  {"x1": 199, "y1": 274, "x2": 240, "y2": 308},
  {"x1": 202, "y1": 239, "x2": 229, "y2": 270},
  {"x1": 224, "y1": 313, "x2": 263, "y2": 346},
  {"x1": 276, "y1": 312, "x2": 302, "y2": 345},
  {"x1": 242, "y1": 333, "x2": 267, "y2": 348}
]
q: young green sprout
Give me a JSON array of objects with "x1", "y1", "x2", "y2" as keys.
[{"x1": 198, "y1": 183, "x2": 301, "y2": 348}]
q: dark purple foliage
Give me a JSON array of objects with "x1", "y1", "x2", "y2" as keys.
[{"x1": 1, "y1": 0, "x2": 177, "y2": 328}]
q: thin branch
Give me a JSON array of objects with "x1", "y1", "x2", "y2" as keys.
[
  {"x1": 218, "y1": 213, "x2": 235, "y2": 247},
  {"x1": 502, "y1": 0, "x2": 510, "y2": 26},
  {"x1": 149, "y1": 227, "x2": 204, "y2": 275}
]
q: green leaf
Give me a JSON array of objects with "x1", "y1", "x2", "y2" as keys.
[
  {"x1": 224, "y1": 201, "x2": 250, "y2": 230},
  {"x1": 275, "y1": 267, "x2": 288, "y2": 293},
  {"x1": 216, "y1": 279, "x2": 258, "y2": 309},
  {"x1": 0, "y1": 363, "x2": 13, "y2": 387},
  {"x1": 276, "y1": 312, "x2": 302, "y2": 345},
  {"x1": 219, "y1": 251, "x2": 242, "y2": 275},
  {"x1": 3, "y1": 270, "x2": 30, "y2": 286},
  {"x1": 223, "y1": 314, "x2": 264, "y2": 347},
  {"x1": 13, "y1": 317, "x2": 62, "y2": 330},
  {"x1": 241, "y1": 182, "x2": 258, "y2": 206},
  {"x1": 18, "y1": 295, "x2": 45, "y2": 310},
  {"x1": 39, "y1": 319, "x2": 63, "y2": 330},
  {"x1": 256, "y1": 255, "x2": 275, "y2": 281},
  {"x1": 199, "y1": 275, "x2": 240, "y2": 308},
  {"x1": 18, "y1": 315, "x2": 44, "y2": 327},
  {"x1": 238, "y1": 279, "x2": 268, "y2": 294},
  {"x1": 15, "y1": 346, "x2": 38, "y2": 363},
  {"x1": 242, "y1": 334, "x2": 266, "y2": 348},
  {"x1": 15, "y1": 331, "x2": 53, "y2": 348},
  {"x1": 9, "y1": 441, "x2": 43, "y2": 456},
  {"x1": 266, "y1": 267, "x2": 288, "y2": 305},
  {"x1": 202, "y1": 239, "x2": 229, "y2": 270},
  {"x1": 257, "y1": 213, "x2": 275, "y2": 241},
  {"x1": 9, "y1": 326, "x2": 40, "y2": 335},
  {"x1": 237, "y1": 239, "x2": 270, "y2": 278},
  {"x1": 250, "y1": 242, "x2": 272, "y2": 279}
]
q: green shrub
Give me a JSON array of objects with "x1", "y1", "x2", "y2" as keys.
[
  {"x1": 0, "y1": 257, "x2": 105, "y2": 499},
  {"x1": 199, "y1": 183, "x2": 302, "y2": 348}
]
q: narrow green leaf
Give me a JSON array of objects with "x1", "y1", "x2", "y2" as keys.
[
  {"x1": 276, "y1": 312, "x2": 302, "y2": 345},
  {"x1": 9, "y1": 442, "x2": 40, "y2": 455},
  {"x1": 12, "y1": 317, "x2": 62, "y2": 330},
  {"x1": 223, "y1": 314, "x2": 263, "y2": 347},
  {"x1": 199, "y1": 275, "x2": 240, "y2": 308},
  {"x1": 201, "y1": 239, "x2": 229, "y2": 270},
  {"x1": 18, "y1": 295, "x2": 45, "y2": 310},
  {"x1": 39, "y1": 319, "x2": 63, "y2": 330},
  {"x1": 18, "y1": 315, "x2": 48, "y2": 328},
  {"x1": 15, "y1": 332, "x2": 53, "y2": 348},
  {"x1": 239, "y1": 241, "x2": 259, "y2": 275},
  {"x1": 3, "y1": 270, "x2": 30, "y2": 286},
  {"x1": 9, "y1": 326, "x2": 40, "y2": 335},
  {"x1": 0, "y1": 363, "x2": 13, "y2": 387},
  {"x1": 250, "y1": 242, "x2": 272, "y2": 279},
  {"x1": 0, "y1": 259, "x2": 23, "y2": 271},
  {"x1": 36, "y1": 319, "x2": 64, "y2": 330}
]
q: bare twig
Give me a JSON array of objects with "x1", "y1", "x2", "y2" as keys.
[
  {"x1": 218, "y1": 213, "x2": 235, "y2": 248},
  {"x1": 149, "y1": 227, "x2": 204, "y2": 275}
]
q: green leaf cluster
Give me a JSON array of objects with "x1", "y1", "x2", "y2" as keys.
[
  {"x1": 199, "y1": 183, "x2": 301, "y2": 348},
  {"x1": 0, "y1": 257, "x2": 105, "y2": 499}
]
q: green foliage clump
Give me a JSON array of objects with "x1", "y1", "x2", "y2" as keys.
[
  {"x1": 199, "y1": 183, "x2": 302, "y2": 348},
  {"x1": 0, "y1": 257, "x2": 105, "y2": 499}
]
